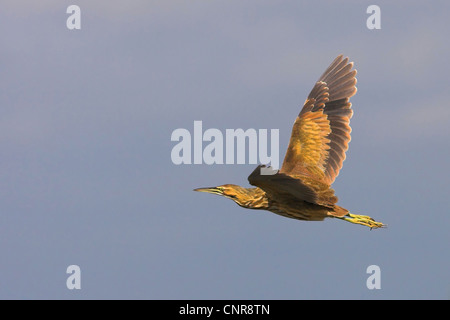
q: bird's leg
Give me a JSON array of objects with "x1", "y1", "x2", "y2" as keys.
[{"x1": 340, "y1": 213, "x2": 385, "y2": 229}]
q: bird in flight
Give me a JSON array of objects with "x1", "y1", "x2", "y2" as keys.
[{"x1": 194, "y1": 55, "x2": 385, "y2": 229}]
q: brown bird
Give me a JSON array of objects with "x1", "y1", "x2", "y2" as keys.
[{"x1": 194, "y1": 55, "x2": 385, "y2": 229}]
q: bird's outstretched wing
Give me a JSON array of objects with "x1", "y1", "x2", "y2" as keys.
[{"x1": 280, "y1": 55, "x2": 356, "y2": 185}]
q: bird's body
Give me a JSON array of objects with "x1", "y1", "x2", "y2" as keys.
[
  {"x1": 195, "y1": 55, "x2": 385, "y2": 229},
  {"x1": 199, "y1": 183, "x2": 348, "y2": 222}
]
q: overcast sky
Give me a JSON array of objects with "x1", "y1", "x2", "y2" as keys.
[{"x1": 1, "y1": 0, "x2": 449, "y2": 299}]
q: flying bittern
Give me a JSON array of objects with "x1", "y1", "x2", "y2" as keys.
[{"x1": 195, "y1": 55, "x2": 385, "y2": 229}]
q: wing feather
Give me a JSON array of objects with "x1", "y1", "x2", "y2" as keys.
[{"x1": 280, "y1": 55, "x2": 356, "y2": 185}]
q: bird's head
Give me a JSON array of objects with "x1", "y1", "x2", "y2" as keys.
[{"x1": 194, "y1": 184, "x2": 251, "y2": 207}]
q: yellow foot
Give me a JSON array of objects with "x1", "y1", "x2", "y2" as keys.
[{"x1": 341, "y1": 213, "x2": 386, "y2": 229}]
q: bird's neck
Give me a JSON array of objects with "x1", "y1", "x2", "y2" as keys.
[{"x1": 236, "y1": 187, "x2": 268, "y2": 209}]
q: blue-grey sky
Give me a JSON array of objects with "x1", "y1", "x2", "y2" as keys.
[{"x1": 1, "y1": 0, "x2": 449, "y2": 299}]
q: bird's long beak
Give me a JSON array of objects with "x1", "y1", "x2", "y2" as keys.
[{"x1": 193, "y1": 187, "x2": 223, "y2": 195}]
